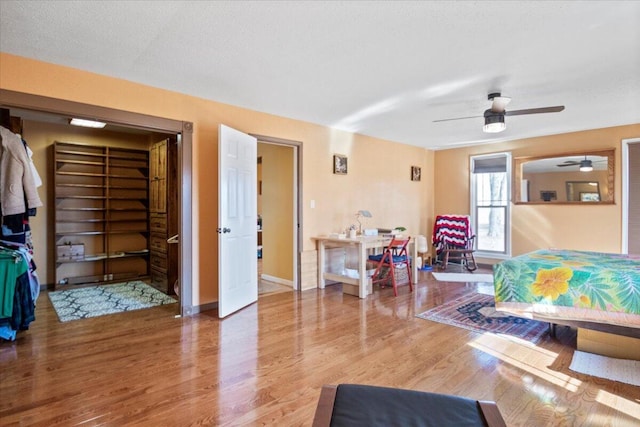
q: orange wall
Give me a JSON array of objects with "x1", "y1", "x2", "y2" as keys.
[
  {"x1": 0, "y1": 53, "x2": 433, "y2": 306},
  {"x1": 434, "y1": 124, "x2": 640, "y2": 259}
]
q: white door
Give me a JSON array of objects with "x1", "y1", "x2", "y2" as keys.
[{"x1": 218, "y1": 124, "x2": 258, "y2": 318}]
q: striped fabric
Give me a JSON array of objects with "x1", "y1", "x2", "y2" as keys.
[{"x1": 432, "y1": 215, "x2": 473, "y2": 255}]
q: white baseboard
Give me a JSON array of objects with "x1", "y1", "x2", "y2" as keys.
[{"x1": 261, "y1": 274, "x2": 293, "y2": 287}]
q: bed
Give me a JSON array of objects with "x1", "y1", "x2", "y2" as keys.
[{"x1": 493, "y1": 249, "x2": 640, "y2": 339}]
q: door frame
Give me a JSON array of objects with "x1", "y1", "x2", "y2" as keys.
[
  {"x1": 621, "y1": 137, "x2": 640, "y2": 254},
  {"x1": 252, "y1": 134, "x2": 302, "y2": 290},
  {"x1": 0, "y1": 89, "x2": 194, "y2": 316}
]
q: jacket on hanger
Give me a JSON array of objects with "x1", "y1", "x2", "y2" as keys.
[{"x1": 0, "y1": 126, "x2": 43, "y2": 216}]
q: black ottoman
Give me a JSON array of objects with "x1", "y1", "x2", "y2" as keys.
[{"x1": 312, "y1": 384, "x2": 506, "y2": 427}]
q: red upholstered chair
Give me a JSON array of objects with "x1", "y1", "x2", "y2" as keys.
[{"x1": 368, "y1": 236, "x2": 412, "y2": 296}]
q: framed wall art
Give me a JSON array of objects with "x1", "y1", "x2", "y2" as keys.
[
  {"x1": 411, "y1": 166, "x2": 421, "y2": 181},
  {"x1": 333, "y1": 154, "x2": 348, "y2": 175}
]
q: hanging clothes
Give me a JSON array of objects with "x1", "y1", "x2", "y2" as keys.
[
  {"x1": 0, "y1": 246, "x2": 35, "y2": 340},
  {"x1": 0, "y1": 126, "x2": 42, "y2": 246},
  {"x1": 0, "y1": 125, "x2": 43, "y2": 216},
  {"x1": 0, "y1": 124, "x2": 41, "y2": 341}
]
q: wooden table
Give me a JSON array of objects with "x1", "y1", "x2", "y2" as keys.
[{"x1": 312, "y1": 235, "x2": 418, "y2": 298}]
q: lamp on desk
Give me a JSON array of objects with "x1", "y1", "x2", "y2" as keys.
[{"x1": 356, "y1": 210, "x2": 372, "y2": 234}]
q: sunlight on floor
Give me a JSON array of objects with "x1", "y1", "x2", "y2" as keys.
[
  {"x1": 469, "y1": 333, "x2": 640, "y2": 422},
  {"x1": 596, "y1": 389, "x2": 640, "y2": 422},
  {"x1": 468, "y1": 333, "x2": 581, "y2": 391}
]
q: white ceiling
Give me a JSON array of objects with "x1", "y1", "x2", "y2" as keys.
[{"x1": 1, "y1": 1, "x2": 639, "y2": 150}]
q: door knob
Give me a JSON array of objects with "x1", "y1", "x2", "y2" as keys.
[{"x1": 216, "y1": 227, "x2": 231, "y2": 234}]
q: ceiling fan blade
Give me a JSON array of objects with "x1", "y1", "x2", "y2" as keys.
[
  {"x1": 491, "y1": 96, "x2": 511, "y2": 112},
  {"x1": 505, "y1": 106, "x2": 565, "y2": 116},
  {"x1": 557, "y1": 162, "x2": 580, "y2": 167},
  {"x1": 433, "y1": 115, "x2": 483, "y2": 123}
]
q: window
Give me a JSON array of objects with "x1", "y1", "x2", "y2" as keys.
[{"x1": 470, "y1": 153, "x2": 511, "y2": 256}]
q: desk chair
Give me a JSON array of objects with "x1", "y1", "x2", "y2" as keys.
[
  {"x1": 416, "y1": 234, "x2": 431, "y2": 268},
  {"x1": 368, "y1": 236, "x2": 412, "y2": 296},
  {"x1": 312, "y1": 384, "x2": 507, "y2": 427}
]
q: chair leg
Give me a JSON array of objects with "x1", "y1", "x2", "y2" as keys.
[
  {"x1": 386, "y1": 260, "x2": 396, "y2": 289},
  {"x1": 443, "y1": 251, "x2": 450, "y2": 270},
  {"x1": 406, "y1": 261, "x2": 412, "y2": 293},
  {"x1": 464, "y1": 252, "x2": 478, "y2": 272},
  {"x1": 371, "y1": 252, "x2": 392, "y2": 288}
]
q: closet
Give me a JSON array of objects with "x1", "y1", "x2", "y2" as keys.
[{"x1": 54, "y1": 141, "x2": 150, "y2": 288}]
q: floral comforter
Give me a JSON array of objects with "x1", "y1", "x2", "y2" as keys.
[{"x1": 493, "y1": 249, "x2": 640, "y2": 328}]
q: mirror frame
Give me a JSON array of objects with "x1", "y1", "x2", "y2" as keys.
[{"x1": 513, "y1": 149, "x2": 615, "y2": 205}]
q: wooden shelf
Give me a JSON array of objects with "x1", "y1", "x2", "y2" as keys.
[
  {"x1": 57, "y1": 171, "x2": 107, "y2": 178},
  {"x1": 56, "y1": 159, "x2": 106, "y2": 167},
  {"x1": 56, "y1": 229, "x2": 148, "y2": 236},
  {"x1": 108, "y1": 174, "x2": 148, "y2": 180},
  {"x1": 56, "y1": 251, "x2": 150, "y2": 264},
  {"x1": 56, "y1": 183, "x2": 106, "y2": 189},
  {"x1": 56, "y1": 149, "x2": 106, "y2": 158},
  {"x1": 57, "y1": 207, "x2": 107, "y2": 211},
  {"x1": 54, "y1": 141, "x2": 151, "y2": 288},
  {"x1": 56, "y1": 195, "x2": 107, "y2": 200},
  {"x1": 57, "y1": 219, "x2": 107, "y2": 223},
  {"x1": 110, "y1": 163, "x2": 149, "y2": 170}
]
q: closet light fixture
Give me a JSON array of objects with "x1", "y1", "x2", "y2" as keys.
[{"x1": 70, "y1": 118, "x2": 106, "y2": 128}]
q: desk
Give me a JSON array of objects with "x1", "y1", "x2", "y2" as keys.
[{"x1": 313, "y1": 235, "x2": 418, "y2": 298}]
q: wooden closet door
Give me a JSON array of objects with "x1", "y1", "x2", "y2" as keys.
[{"x1": 149, "y1": 138, "x2": 177, "y2": 294}]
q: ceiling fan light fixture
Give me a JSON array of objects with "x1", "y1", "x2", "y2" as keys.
[
  {"x1": 483, "y1": 113, "x2": 505, "y2": 133},
  {"x1": 579, "y1": 159, "x2": 593, "y2": 172}
]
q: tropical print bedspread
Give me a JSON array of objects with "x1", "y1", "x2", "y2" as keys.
[{"x1": 493, "y1": 249, "x2": 640, "y2": 328}]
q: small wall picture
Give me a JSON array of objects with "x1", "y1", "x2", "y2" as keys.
[
  {"x1": 411, "y1": 166, "x2": 421, "y2": 181},
  {"x1": 333, "y1": 154, "x2": 347, "y2": 174}
]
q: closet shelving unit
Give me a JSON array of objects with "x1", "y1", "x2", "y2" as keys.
[{"x1": 54, "y1": 141, "x2": 150, "y2": 288}]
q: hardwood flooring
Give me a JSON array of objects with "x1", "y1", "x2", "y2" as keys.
[{"x1": 1, "y1": 270, "x2": 639, "y2": 426}]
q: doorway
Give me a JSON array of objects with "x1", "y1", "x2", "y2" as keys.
[
  {"x1": 0, "y1": 89, "x2": 193, "y2": 316},
  {"x1": 255, "y1": 135, "x2": 301, "y2": 294}
]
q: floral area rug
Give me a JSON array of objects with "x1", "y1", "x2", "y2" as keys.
[
  {"x1": 48, "y1": 281, "x2": 177, "y2": 322},
  {"x1": 416, "y1": 292, "x2": 549, "y2": 343}
]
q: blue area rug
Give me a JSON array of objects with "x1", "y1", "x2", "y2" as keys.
[
  {"x1": 416, "y1": 292, "x2": 549, "y2": 343},
  {"x1": 48, "y1": 280, "x2": 177, "y2": 322}
]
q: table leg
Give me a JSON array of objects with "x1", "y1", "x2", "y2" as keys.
[
  {"x1": 358, "y1": 241, "x2": 367, "y2": 299},
  {"x1": 411, "y1": 240, "x2": 418, "y2": 283},
  {"x1": 317, "y1": 239, "x2": 326, "y2": 289}
]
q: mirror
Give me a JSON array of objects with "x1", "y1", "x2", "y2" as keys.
[{"x1": 514, "y1": 149, "x2": 614, "y2": 204}]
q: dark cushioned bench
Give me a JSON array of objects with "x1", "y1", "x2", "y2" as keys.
[{"x1": 312, "y1": 384, "x2": 506, "y2": 427}]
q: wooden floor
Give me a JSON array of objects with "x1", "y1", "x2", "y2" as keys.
[{"x1": 2, "y1": 269, "x2": 639, "y2": 426}]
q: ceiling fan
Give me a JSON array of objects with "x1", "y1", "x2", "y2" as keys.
[
  {"x1": 434, "y1": 93, "x2": 565, "y2": 133},
  {"x1": 556, "y1": 156, "x2": 605, "y2": 171}
]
